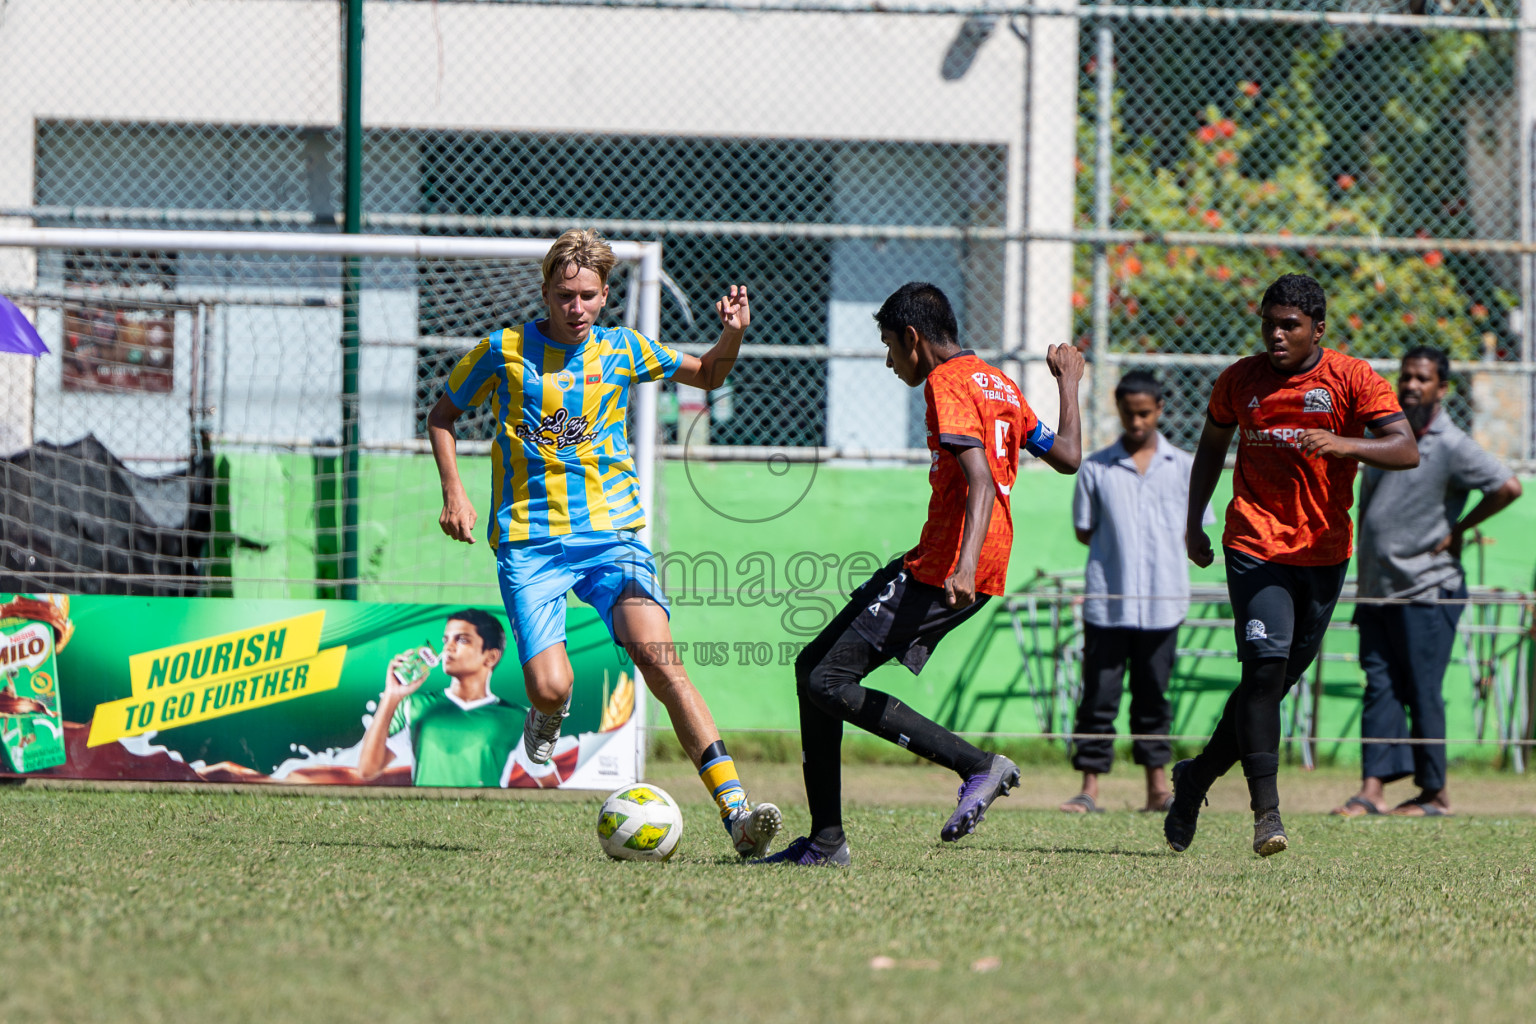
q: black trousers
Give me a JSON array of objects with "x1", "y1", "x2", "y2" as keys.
[
  {"x1": 793, "y1": 567, "x2": 992, "y2": 835},
  {"x1": 1070, "y1": 624, "x2": 1178, "y2": 774},
  {"x1": 1356, "y1": 582, "x2": 1465, "y2": 793},
  {"x1": 1188, "y1": 552, "x2": 1348, "y2": 800}
]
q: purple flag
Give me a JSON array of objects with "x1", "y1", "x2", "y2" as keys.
[{"x1": 0, "y1": 293, "x2": 48, "y2": 356}]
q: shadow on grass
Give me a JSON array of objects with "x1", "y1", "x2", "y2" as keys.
[
  {"x1": 275, "y1": 838, "x2": 483, "y2": 853},
  {"x1": 1013, "y1": 845, "x2": 1173, "y2": 858}
]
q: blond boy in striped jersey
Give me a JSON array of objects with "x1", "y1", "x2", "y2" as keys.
[{"x1": 426, "y1": 229, "x2": 779, "y2": 856}]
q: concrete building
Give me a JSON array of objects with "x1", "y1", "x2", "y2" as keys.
[{"x1": 0, "y1": 0, "x2": 1079, "y2": 464}]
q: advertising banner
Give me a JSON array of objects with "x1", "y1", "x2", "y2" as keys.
[
  {"x1": 0, "y1": 595, "x2": 70, "y2": 772},
  {"x1": 0, "y1": 594, "x2": 641, "y2": 790}
]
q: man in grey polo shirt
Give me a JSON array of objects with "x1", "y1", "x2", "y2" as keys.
[
  {"x1": 1060, "y1": 371, "x2": 1213, "y2": 813},
  {"x1": 1333, "y1": 346, "x2": 1521, "y2": 818}
]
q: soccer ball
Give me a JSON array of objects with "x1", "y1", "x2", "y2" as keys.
[{"x1": 597, "y1": 784, "x2": 684, "y2": 862}]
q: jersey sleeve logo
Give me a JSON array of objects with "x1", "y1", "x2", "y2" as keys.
[
  {"x1": 969, "y1": 369, "x2": 1023, "y2": 408},
  {"x1": 1303, "y1": 388, "x2": 1333, "y2": 413},
  {"x1": 514, "y1": 408, "x2": 599, "y2": 451}
]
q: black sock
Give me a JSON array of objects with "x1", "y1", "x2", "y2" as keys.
[
  {"x1": 1233, "y1": 659, "x2": 1288, "y2": 813},
  {"x1": 849, "y1": 689, "x2": 992, "y2": 777},
  {"x1": 797, "y1": 678, "x2": 846, "y2": 837},
  {"x1": 1235, "y1": 659, "x2": 1288, "y2": 755},
  {"x1": 811, "y1": 825, "x2": 846, "y2": 850},
  {"x1": 1242, "y1": 753, "x2": 1280, "y2": 813},
  {"x1": 1190, "y1": 685, "x2": 1244, "y2": 792},
  {"x1": 801, "y1": 630, "x2": 992, "y2": 778}
]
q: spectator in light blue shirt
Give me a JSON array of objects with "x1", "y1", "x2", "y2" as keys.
[{"x1": 1060, "y1": 371, "x2": 1211, "y2": 813}]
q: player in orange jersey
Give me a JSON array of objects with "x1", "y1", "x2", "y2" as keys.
[
  {"x1": 756, "y1": 282, "x2": 1085, "y2": 866},
  {"x1": 1165, "y1": 274, "x2": 1419, "y2": 857}
]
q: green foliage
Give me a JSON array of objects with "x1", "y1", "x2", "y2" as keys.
[{"x1": 1077, "y1": 29, "x2": 1514, "y2": 360}]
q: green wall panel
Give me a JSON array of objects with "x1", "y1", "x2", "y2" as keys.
[{"x1": 215, "y1": 451, "x2": 1536, "y2": 763}]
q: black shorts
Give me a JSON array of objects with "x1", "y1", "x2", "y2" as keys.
[
  {"x1": 1224, "y1": 547, "x2": 1348, "y2": 672},
  {"x1": 840, "y1": 557, "x2": 991, "y2": 674}
]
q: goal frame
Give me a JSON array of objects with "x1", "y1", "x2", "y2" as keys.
[{"x1": 0, "y1": 224, "x2": 667, "y2": 546}]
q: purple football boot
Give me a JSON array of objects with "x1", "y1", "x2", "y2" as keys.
[
  {"x1": 751, "y1": 835, "x2": 850, "y2": 867},
  {"x1": 941, "y1": 755, "x2": 1020, "y2": 842}
]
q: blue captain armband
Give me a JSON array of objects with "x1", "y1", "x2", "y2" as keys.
[{"x1": 1024, "y1": 421, "x2": 1055, "y2": 457}]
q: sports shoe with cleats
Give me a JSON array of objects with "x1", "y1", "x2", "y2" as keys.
[
  {"x1": 940, "y1": 755, "x2": 1020, "y2": 842},
  {"x1": 1164, "y1": 758, "x2": 1208, "y2": 853},
  {"x1": 1253, "y1": 809, "x2": 1288, "y2": 857},
  {"x1": 727, "y1": 802, "x2": 782, "y2": 858},
  {"x1": 751, "y1": 835, "x2": 850, "y2": 867},
  {"x1": 522, "y1": 693, "x2": 570, "y2": 765}
]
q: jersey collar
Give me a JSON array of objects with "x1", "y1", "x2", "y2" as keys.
[
  {"x1": 442, "y1": 687, "x2": 500, "y2": 712},
  {"x1": 529, "y1": 319, "x2": 591, "y2": 351},
  {"x1": 1263, "y1": 346, "x2": 1331, "y2": 382},
  {"x1": 1111, "y1": 431, "x2": 1173, "y2": 467}
]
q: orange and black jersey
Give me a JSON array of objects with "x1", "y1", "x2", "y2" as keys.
[
  {"x1": 1208, "y1": 348, "x2": 1402, "y2": 566},
  {"x1": 904, "y1": 352, "x2": 1052, "y2": 596}
]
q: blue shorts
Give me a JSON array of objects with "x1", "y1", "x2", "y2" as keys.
[{"x1": 496, "y1": 530, "x2": 670, "y2": 664}]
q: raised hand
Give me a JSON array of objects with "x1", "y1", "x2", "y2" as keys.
[
  {"x1": 716, "y1": 285, "x2": 751, "y2": 333},
  {"x1": 1046, "y1": 342, "x2": 1085, "y2": 382}
]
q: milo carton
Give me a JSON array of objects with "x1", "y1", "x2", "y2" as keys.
[{"x1": 0, "y1": 594, "x2": 70, "y2": 773}]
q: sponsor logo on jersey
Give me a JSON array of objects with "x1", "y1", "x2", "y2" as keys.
[
  {"x1": 515, "y1": 407, "x2": 600, "y2": 450},
  {"x1": 1241, "y1": 426, "x2": 1310, "y2": 448},
  {"x1": 969, "y1": 370, "x2": 1022, "y2": 408},
  {"x1": 1248, "y1": 396, "x2": 1261, "y2": 409},
  {"x1": 1303, "y1": 387, "x2": 1333, "y2": 413}
]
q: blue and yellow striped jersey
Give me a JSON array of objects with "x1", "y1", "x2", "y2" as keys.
[{"x1": 444, "y1": 322, "x2": 681, "y2": 545}]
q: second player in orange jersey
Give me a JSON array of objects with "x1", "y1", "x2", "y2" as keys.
[
  {"x1": 756, "y1": 282, "x2": 1085, "y2": 866},
  {"x1": 1165, "y1": 274, "x2": 1418, "y2": 859}
]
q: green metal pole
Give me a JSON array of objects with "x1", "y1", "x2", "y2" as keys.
[{"x1": 340, "y1": 0, "x2": 363, "y2": 599}]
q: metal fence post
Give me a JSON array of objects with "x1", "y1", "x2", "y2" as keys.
[
  {"x1": 1006, "y1": 15, "x2": 1031, "y2": 388},
  {"x1": 1524, "y1": 2, "x2": 1536, "y2": 462},
  {"x1": 1090, "y1": 21, "x2": 1114, "y2": 451},
  {"x1": 340, "y1": 0, "x2": 364, "y2": 600}
]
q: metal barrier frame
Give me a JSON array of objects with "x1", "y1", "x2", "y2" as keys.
[{"x1": 941, "y1": 566, "x2": 1536, "y2": 772}]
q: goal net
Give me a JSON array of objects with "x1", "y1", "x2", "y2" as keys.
[{"x1": 0, "y1": 227, "x2": 663, "y2": 601}]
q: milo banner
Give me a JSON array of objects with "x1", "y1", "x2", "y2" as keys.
[
  {"x1": 0, "y1": 594, "x2": 642, "y2": 790},
  {"x1": 0, "y1": 595, "x2": 71, "y2": 773}
]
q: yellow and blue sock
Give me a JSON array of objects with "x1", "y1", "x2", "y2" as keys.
[{"x1": 698, "y1": 740, "x2": 748, "y2": 828}]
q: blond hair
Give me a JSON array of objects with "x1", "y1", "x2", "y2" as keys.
[{"x1": 541, "y1": 228, "x2": 618, "y2": 287}]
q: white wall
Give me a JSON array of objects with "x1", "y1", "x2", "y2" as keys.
[
  {"x1": 826, "y1": 146, "x2": 974, "y2": 450},
  {"x1": 0, "y1": 0, "x2": 1081, "y2": 456}
]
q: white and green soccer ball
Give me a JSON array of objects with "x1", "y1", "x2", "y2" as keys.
[{"x1": 597, "y1": 784, "x2": 684, "y2": 862}]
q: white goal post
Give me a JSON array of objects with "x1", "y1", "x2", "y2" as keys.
[{"x1": 0, "y1": 225, "x2": 666, "y2": 593}]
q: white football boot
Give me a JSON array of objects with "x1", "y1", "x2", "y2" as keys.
[
  {"x1": 522, "y1": 693, "x2": 571, "y2": 765},
  {"x1": 727, "y1": 802, "x2": 783, "y2": 858}
]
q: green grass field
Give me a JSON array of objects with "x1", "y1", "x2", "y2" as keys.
[{"x1": 4, "y1": 763, "x2": 1535, "y2": 1024}]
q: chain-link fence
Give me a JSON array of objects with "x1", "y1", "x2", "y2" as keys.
[{"x1": 2, "y1": 1, "x2": 1534, "y2": 596}]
